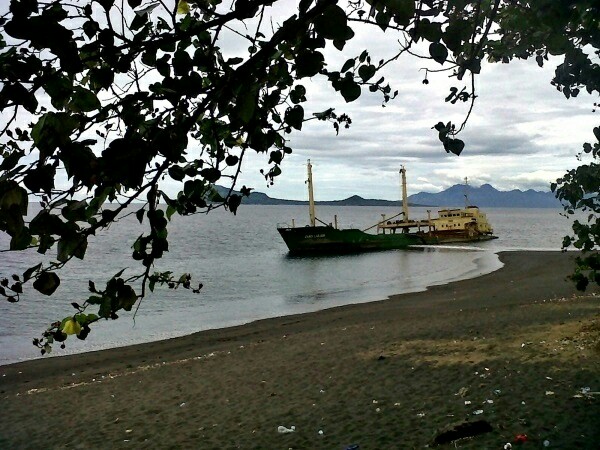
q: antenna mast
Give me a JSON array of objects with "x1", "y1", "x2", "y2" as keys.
[
  {"x1": 400, "y1": 165, "x2": 409, "y2": 222},
  {"x1": 307, "y1": 159, "x2": 316, "y2": 227}
]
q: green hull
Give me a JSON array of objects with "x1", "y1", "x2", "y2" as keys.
[
  {"x1": 277, "y1": 226, "x2": 498, "y2": 255},
  {"x1": 277, "y1": 226, "x2": 424, "y2": 255}
]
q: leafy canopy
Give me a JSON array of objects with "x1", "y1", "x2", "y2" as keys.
[{"x1": 0, "y1": 0, "x2": 598, "y2": 353}]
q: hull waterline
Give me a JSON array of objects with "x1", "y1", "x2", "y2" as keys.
[{"x1": 277, "y1": 226, "x2": 424, "y2": 255}]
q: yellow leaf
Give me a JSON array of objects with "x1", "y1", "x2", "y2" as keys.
[
  {"x1": 177, "y1": 0, "x2": 190, "y2": 14},
  {"x1": 62, "y1": 318, "x2": 82, "y2": 335}
]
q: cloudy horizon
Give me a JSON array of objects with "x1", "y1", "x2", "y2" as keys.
[{"x1": 226, "y1": 3, "x2": 597, "y2": 201}]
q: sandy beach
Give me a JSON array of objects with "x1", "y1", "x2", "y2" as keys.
[{"x1": 1, "y1": 251, "x2": 598, "y2": 449}]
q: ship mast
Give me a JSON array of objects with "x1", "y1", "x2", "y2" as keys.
[
  {"x1": 307, "y1": 159, "x2": 316, "y2": 227},
  {"x1": 400, "y1": 165, "x2": 409, "y2": 222},
  {"x1": 464, "y1": 176, "x2": 469, "y2": 208}
]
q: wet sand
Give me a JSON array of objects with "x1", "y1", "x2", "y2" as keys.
[{"x1": 1, "y1": 251, "x2": 599, "y2": 449}]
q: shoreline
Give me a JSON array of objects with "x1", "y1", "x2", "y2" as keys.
[
  {"x1": 0, "y1": 246, "x2": 502, "y2": 367},
  {"x1": 1, "y1": 250, "x2": 599, "y2": 449},
  {"x1": 0, "y1": 250, "x2": 587, "y2": 376}
]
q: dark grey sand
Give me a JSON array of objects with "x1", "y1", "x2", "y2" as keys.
[{"x1": 1, "y1": 251, "x2": 598, "y2": 449}]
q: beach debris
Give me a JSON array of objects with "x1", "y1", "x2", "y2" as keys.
[
  {"x1": 432, "y1": 419, "x2": 492, "y2": 446},
  {"x1": 545, "y1": 391, "x2": 554, "y2": 396},
  {"x1": 277, "y1": 425, "x2": 295, "y2": 434},
  {"x1": 484, "y1": 399, "x2": 494, "y2": 404},
  {"x1": 503, "y1": 443, "x2": 512, "y2": 449},
  {"x1": 417, "y1": 412, "x2": 426, "y2": 418},
  {"x1": 320, "y1": 389, "x2": 325, "y2": 394},
  {"x1": 318, "y1": 429, "x2": 324, "y2": 435},
  {"x1": 493, "y1": 389, "x2": 502, "y2": 395},
  {"x1": 375, "y1": 408, "x2": 381, "y2": 413},
  {"x1": 514, "y1": 434, "x2": 528, "y2": 443},
  {"x1": 464, "y1": 400, "x2": 472, "y2": 405},
  {"x1": 344, "y1": 445, "x2": 359, "y2": 450},
  {"x1": 573, "y1": 387, "x2": 598, "y2": 398},
  {"x1": 472, "y1": 409, "x2": 484, "y2": 415},
  {"x1": 543, "y1": 440, "x2": 550, "y2": 447},
  {"x1": 179, "y1": 402, "x2": 186, "y2": 407},
  {"x1": 455, "y1": 387, "x2": 469, "y2": 397},
  {"x1": 125, "y1": 429, "x2": 132, "y2": 433},
  {"x1": 372, "y1": 400, "x2": 378, "y2": 404}
]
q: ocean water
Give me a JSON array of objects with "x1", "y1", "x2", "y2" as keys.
[{"x1": 0, "y1": 205, "x2": 575, "y2": 365}]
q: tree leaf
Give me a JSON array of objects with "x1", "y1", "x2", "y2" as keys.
[
  {"x1": 358, "y1": 64, "x2": 376, "y2": 82},
  {"x1": 296, "y1": 51, "x2": 324, "y2": 78},
  {"x1": 227, "y1": 194, "x2": 242, "y2": 215},
  {"x1": 375, "y1": 11, "x2": 391, "y2": 31},
  {"x1": 168, "y1": 165, "x2": 186, "y2": 181},
  {"x1": 444, "y1": 138, "x2": 465, "y2": 156},
  {"x1": 429, "y1": 42, "x2": 448, "y2": 64},
  {"x1": 388, "y1": 0, "x2": 415, "y2": 27},
  {"x1": 0, "y1": 182, "x2": 28, "y2": 215},
  {"x1": 57, "y1": 232, "x2": 88, "y2": 262},
  {"x1": 117, "y1": 284, "x2": 137, "y2": 311},
  {"x1": 33, "y1": 272, "x2": 60, "y2": 296},
  {"x1": 313, "y1": 5, "x2": 347, "y2": 41},
  {"x1": 339, "y1": 79, "x2": 361, "y2": 103},
  {"x1": 136, "y1": 208, "x2": 145, "y2": 224},
  {"x1": 341, "y1": 58, "x2": 355, "y2": 73},
  {"x1": 23, "y1": 263, "x2": 42, "y2": 282},
  {"x1": 200, "y1": 168, "x2": 221, "y2": 183},
  {"x1": 284, "y1": 105, "x2": 304, "y2": 130}
]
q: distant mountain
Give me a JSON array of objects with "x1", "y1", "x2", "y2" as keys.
[
  {"x1": 214, "y1": 185, "x2": 417, "y2": 206},
  {"x1": 215, "y1": 183, "x2": 561, "y2": 208},
  {"x1": 408, "y1": 183, "x2": 561, "y2": 208},
  {"x1": 245, "y1": 191, "x2": 415, "y2": 207}
]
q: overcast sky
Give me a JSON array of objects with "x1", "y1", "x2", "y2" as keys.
[
  {"x1": 226, "y1": 2, "x2": 597, "y2": 201},
  {"x1": 3, "y1": 1, "x2": 597, "y2": 203}
]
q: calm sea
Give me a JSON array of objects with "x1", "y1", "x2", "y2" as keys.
[{"x1": 0, "y1": 205, "x2": 575, "y2": 365}]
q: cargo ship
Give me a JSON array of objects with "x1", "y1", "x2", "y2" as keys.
[{"x1": 277, "y1": 161, "x2": 496, "y2": 255}]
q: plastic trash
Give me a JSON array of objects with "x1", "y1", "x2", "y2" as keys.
[
  {"x1": 514, "y1": 434, "x2": 528, "y2": 443},
  {"x1": 503, "y1": 443, "x2": 512, "y2": 450},
  {"x1": 318, "y1": 429, "x2": 324, "y2": 435},
  {"x1": 472, "y1": 409, "x2": 484, "y2": 415},
  {"x1": 543, "y1": 440, "x2": 550, "y2": 447},
  {"x1": 455, "y1": 387, "x2": 468, "y2": 397},
  {"x1": 277, "y1": 425, "x2": 295, "y2": 434},
  {"x1": 344, "y1": 445, "x2": 359, "y2": 450}
]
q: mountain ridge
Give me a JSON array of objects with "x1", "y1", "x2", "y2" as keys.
[{"x1": 216, "y1": 184, "x2": 561, "y2": 208}]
